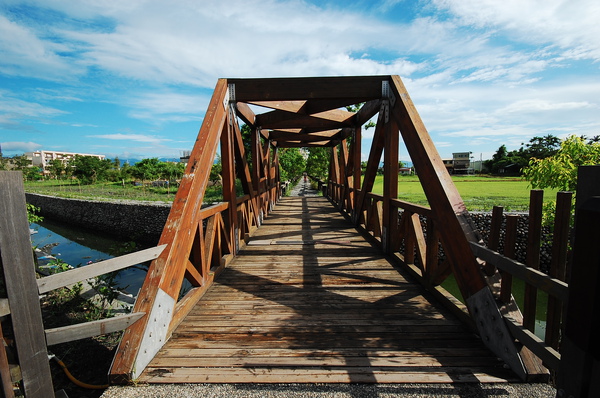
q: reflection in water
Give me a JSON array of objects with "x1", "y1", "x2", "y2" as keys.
[{"x1": 30, "y1": 219, "x2": 147, "y2": 296}]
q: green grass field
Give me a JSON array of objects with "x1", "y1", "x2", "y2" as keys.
[
  {"x1": 23, "y1": 180, "x2": 225, "y2": 204},
  {"x1": 371, "y1": 175, "x2": 560, "y2": 212},
  {"x1": 25, "y1": 175, "x2": 560, "y2": 212}
]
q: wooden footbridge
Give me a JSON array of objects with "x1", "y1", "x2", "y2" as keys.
[{"x1": 2, "y1": 76, "x2": 600, "y2": 397}]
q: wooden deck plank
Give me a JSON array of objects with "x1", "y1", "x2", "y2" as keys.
[{"x1": 140, "y1": 196, "x2": 517, "y2": 384}]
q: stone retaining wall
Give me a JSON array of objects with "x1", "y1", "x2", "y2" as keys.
[
  {"x1": 469, "y1": 212, "x2": 555, "y2": 272},
  {"x1": 26, "y1": 193, "x2": 171, "y2": 245}
]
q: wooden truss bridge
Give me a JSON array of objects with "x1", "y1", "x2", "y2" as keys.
[{"x1": 2, "y1": 76, "x2": 600, "y2": 397}]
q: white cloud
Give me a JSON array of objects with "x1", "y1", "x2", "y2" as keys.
[
  {"x1": 499, "y1": 99, "x2": 594, "y2": 114},
  {"x1": 1, "y1": 141, "x2": 43, "y2": 152},
  {"x1": 0, "y1": 14, "x2": 81, "y2": 80},
  {"x1": 87, "y1": 133, "x2": 171, "y2": 144},
  {"x1": 434, "y1": 0, "x2": 600, "y2": 61},
  {"x1": 0, "y1": 90, "x2": 67, "y2": 117},
  {"x1": 125, "y1": 92, "x2": 209, "y2": 123}
]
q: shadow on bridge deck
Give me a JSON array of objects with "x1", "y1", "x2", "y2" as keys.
[{"x1": 139, "y1": 195, "x2": 517, "y2": 384}]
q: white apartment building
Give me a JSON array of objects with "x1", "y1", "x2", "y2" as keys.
[{"x1": 26, "y1": 150, "x2": 106, "y2": 169}]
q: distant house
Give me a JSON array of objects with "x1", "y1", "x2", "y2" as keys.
[
  {"x1": 442, "y1": 159, "x2": 453, "y2": 173},
  {"x1": 442, "y1": 152, "x2": 473, "y2": 174}
]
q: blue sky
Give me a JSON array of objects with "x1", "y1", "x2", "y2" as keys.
[{"x1": 1, "y1": 0, "x2": 599, "y2": 163}]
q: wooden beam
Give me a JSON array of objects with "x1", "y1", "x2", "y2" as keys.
[
  {"x1": 235, "y1": 102, "x2": 256, "y2": 127},
  {"x1": 246, "y1": 100, "x2": 306, "y2": 113},
  {"x1": 281, "y1": 142, "x2": 336, "y2": 148},
  {"x1": 46, "y1": 313, "x2": 145, "y2": 346},
  {"x1": 228, "y1": 76, "x2": 387, "y2": 102},
  {"x1": 389, "y1": 76, "x2": 526, "y2": 380},
  {"x1": 390, "y1": 75, "x2": 485, "y2": 297},
  {"x1": 304, "y1": 98, "x2": 373, "y2": 114},
  {"x1": 110, "y1": 79, "x2": 229, "y2": 383},
  {"x1": 269, "y1": 130, "x2": 341, "y2": 142},
  {"x1": 37, "y1": 245, "x2": 166, "y2": 294},
  {"x1": 0, "y1": 172, "x2": 54, "y2": 397},
  {"x1": 256, "y1": 110, "x2": 353, "y2": 130},
  {"x1": 355, "y1": 99, "x2": 381, "y2": 126},
  {"x1": 353, "y1": 114, "x2": 385, "y2": 223}
]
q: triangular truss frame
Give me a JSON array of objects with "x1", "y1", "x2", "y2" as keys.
[{"x1": 110, "y1": 76, "x2": 530, "y2": 382}]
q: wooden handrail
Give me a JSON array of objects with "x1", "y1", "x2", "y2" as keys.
[
  {"x1": 198, "y1": 201, "x2": 229, "y2": 221},
  {"x1": 503, "y1": 316, "x2": 561, "y2": 370},
  {"x1": 45, "y1": 312, "x2": 145, "y2": 346},
  {"x1": 37, "y1": 245, "x2": 167, "y2": 294},
  {"x1": 470, "y1": 242, "x2": 569, "y2": 302},
  {"x1": 390, "y1": 198, "x2": 432, "y2": 218}
]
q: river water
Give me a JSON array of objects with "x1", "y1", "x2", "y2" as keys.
[{"x1": 30, "y1": 219, "x2": 148, "y2": 296}]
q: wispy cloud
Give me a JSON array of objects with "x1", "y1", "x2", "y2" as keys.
[
  {"x1": 0, "y1": 141, "x2": 42, "y2": 152},
  {"x1": 87, "y1": 133, "x2": 171, "y2": 144}
]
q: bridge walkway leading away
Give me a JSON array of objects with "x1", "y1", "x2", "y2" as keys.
[{"x1": 139, "y1": 195, "x2": 517, "y2": 384}]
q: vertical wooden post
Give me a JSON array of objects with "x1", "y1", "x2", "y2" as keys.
[
  {"x1": 557, "y1": 165, "x2": 600, "y2": 398},
  {"x1": 352, "y1": 127, "x2": 362, "y2": 219},
  {"x1": 557, "y1": 196, "x2": 600, "y2": 397},
  {"x1": 524, "y1": 190, "x2": 543, "y2": 332},
  {"x1": 382, "y1": 115, "x2": 399, "y2": 253},
  {"x1": 221, "y1": 109, "x2": 238, "y2": 254},
  {"x1": 0, "y1": 172, "x2": 54, "y2": 397},
  {"x1": 339, "y1": 139, "x2": 349, "y2": 211},
  {"x1": 500, "y1": 215, "x2": 519, "y2": 304},
  {"x1": 545, "y1": 191, "x2": 572, "y2": 350}
]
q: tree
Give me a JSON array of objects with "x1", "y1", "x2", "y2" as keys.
[
  {"x1": 12, "y1": 154, "x2": 31, "y2": 170},
  {"x1": 484, "y1": 145, "x2": 528, "y2": 175},
  {"x1": 278, "y1": 148, "x2": 306, "y2": 181},
  {"x1": 70, "y1": 155, "x2": 112, "y2": 184},
  {"x1": 523, "y1": 135, "x2": 600, "y2": 191},
  {"x1": 523, "y1": 134, "x2": 560, "y2": 159},
  {"x1": 305, "y1": 147, "x2": 329, "y2": 179},
  {"x1": 46, "y1": 159, "x2": 65, "y2": 179},
  {"x1": 131, "y1": 158, "x2": 161, "y2": 183}
]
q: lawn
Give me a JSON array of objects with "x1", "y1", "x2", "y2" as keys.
[
  {"x1": 371, "y1": 175, "x2": 560, "y2": 212},
  {"x1": 23, "y1": 179, "x2": 226, "y2": 204}
]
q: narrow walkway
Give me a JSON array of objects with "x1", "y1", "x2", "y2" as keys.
[{"x1": 138, "y1": 189, "x2": 516, "y2": 384}]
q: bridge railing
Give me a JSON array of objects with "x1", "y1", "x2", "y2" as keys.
[{"x1": 325, "y1": 179, "x2": 572, "y2": 375}]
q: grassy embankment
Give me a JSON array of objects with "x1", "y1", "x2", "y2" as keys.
[
  {"x1": 24, "y1": 175, "x2": 561, "y2": 211},
  {"x1": 23, "y1": 179, "x2": 225, "y2": 203}
]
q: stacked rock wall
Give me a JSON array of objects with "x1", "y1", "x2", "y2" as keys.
[{"x1": 26, "y1": 193, "x2": 171, "y2": 245}]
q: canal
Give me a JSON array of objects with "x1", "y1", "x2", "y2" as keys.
[{"x1": 30, "y1": 218, "x2": 148, "y2": 296}]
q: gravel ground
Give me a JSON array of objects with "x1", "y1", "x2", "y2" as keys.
[
  {"x1": 100, "y1": 382, "x2": 556, "y2": 398},
  {"x1": 101, "y1": 180, "x2": 557, "y2": 398},
  {"x1": 290, "y1": 179, "x2": 320, "y2": 197}
]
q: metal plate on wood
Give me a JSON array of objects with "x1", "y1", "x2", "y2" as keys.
[
  {"x1": 467, "y1": 287, "x2": 527, "y2": 380},
  {"x1": 133, "y1": 288, "x2": 175, "y2": 380}
]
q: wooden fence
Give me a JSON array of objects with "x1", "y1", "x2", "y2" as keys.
[
  {"x1": 325, "y1": 179, "x2": 573, "y2": 378},
  {"x1": 0, "y1": 172, "x2": 164, "y2": 396}
]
